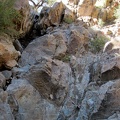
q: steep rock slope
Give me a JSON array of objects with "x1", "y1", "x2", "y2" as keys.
[{"x1": 0, "y1": 0, "x2": 120, "y2": 120}]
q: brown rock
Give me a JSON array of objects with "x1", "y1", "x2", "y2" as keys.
[
  {"x1": 68, "y1": 25, "x2": 91, "y2": 55},
  {"x1": 24, "y1": 57, "x2": 70, "y2": 106},
  {"x1": 35, "y1": 2, "x2": 66, "y2": 35},
  {"x1": 95, "y1": 0, "x2": 118, "y2": 22},
  {"x1": 77, "y1": 0, "x2": 97, "y2": 17},
  {"x1": 91, "y1": 7, "x2": 100, "y2": 19},
  {"x1": 106, "y1": 7, "x2": 116, "y2": 21},
  {"x1": 63, "y1": 7, "x2": 76, "y2": 24},
  {"x1": 38, "y1": 1, "x2": 65, "y2": 29},
  {"x1": 0, "y1": 89, "x2": 8, "y2": 103},
  {"x1": 6, "y1": 60, "x2": 18, "y2": 69},
  {"x1": 15, "y1": 0, "x2": 33, "y2": 37},
  {"x1": 98, "y1": 9, "x2": 107, "y2": 22},
  {"x1": 103, "y1": 38, "x2": 120, "y2": 52},
  {"x1": 105, "y1": 0, "x2": 114, "y2": 7},
  {"x1": 13, "y1": 40, "x2": 23, "y2": 53},
  {"x1": 49, "y1": 2, "x2": 65, "y2": 25},
  {"x1": 0, "y1": 73, "x2": 6, "y2": 89},
  {"x1": 0, "y1": 40, "x2": 19, "y2": 68}
]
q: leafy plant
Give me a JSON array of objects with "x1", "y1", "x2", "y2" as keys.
[
  {"x1": 0, "y1": 0, "x2": 21, "y2": 37},
  {"x1": 62, "y1": 54, "x2": 70, "y2": 62},
  {"x1": 90, "y1": 37, "x2": 106, "y2": 53},
  {"x1": 64, "y1": 17, "x2": 74, "y2": 24}
]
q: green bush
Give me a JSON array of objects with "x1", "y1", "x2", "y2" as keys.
[
  {"x1": 64, "y1": 17, "x2": 74, "y2": 24},
  {"x1": 62, "y1": 54, "x2": 70, "y2": 62},
  {"x1": 0, "y1": 0, "x2": 21, "y2": 37},
  {"x1": 90, "y1": 37, "x2": 106, "y2": 53}
]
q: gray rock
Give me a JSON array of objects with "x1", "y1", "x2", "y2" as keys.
[
  {"x1": 23, "y1": 57, "x2": 70, "y2": 106},
  {"x1": 76, "y1": 81, "x2": 114, "y2": 120},
  {"x1": 19, "y1": 33, "x2": 67, "y2": 67},
  {"x1": 2, "y1": 70, "x2": 12, "y2": 80},
  {"x1": 13, "y1": 40, "x2": 23, "y2": 53},
  {"x1": 0, "y1": 89, "x2": 8, "y2": 103},
  {"x1": 12, "y1": 66, "x2": 30, "y2": 78},
  {"x1": 0, "y1": 104, "x2": 14, "y2": 120},
  {"x1": 7, "y1": 79, "x2": 60, "y2": 120},
  {"x1": 91, "y1": 79, "x2": 120, "y2": 119},
  {"x1": 0, "y1": 72, "x2": 6, "y2": 89}
]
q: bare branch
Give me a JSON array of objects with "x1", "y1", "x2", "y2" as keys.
[
  {"x1": 29, "y1": 0, "x2": 36, "y2": 6},
  {"x1": 29, "y1": 0, "x2": 44, "y2": 10}
]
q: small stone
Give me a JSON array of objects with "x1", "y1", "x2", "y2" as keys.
[
  {"x1": 6, "y1": 60, "x2": 18, "y2": 69},
  {"x1": 50, "y1": 94, "x2": 54, "y2": 100},
  {"x1": 0, "y1": 72, "x2": 6, "y2": 89},
  {"x1": 2, "y1": 70, "x2": 12, "y2": 80},
  {"x1": 107, "y1": 30, "x2": 113, "y2": 35}
]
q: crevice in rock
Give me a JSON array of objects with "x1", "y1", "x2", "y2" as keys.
[
  {"x1": 18, "y1": 14, "x2": 40, "y2": 49},
  {"x1": 8, "y1": 93, "x2": 19, "y2": 120},
  {"x1": 101, "y1": 67, "x2": 120, "y2": 81}
]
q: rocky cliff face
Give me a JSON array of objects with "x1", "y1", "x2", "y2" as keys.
[{"x1": 0, "y1": 0, "x2": 120, "y2": 120}]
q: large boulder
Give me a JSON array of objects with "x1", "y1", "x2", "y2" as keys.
[
  {"x1": 91, "y1": 79, "x2": 120, "y2": 119},
  {"x1": 77, "y1": 0, "x2": 97, "y2": 17},
  {"x1": 19, "y1": 21, "x2": 96, "y2": 67},
  {"x1": 19, "y1": 32, "x2": 67, "y2": 66},
  {"x1": 12, "y1": 14, "x2": 120, "y2": 120},
  {"x1": 76, "y1": 81, "x2": 114, "y2": 120},
  {"x1": 76, "y1": 0, "x2": 118, "y2": 23},
  {"x1": 0, "y1": 103, "x2": 14, "y2": 120},
  {"x1": 23, "y1": 57, "x2": 70, "y2": 106},
  {"x1": 91, "y1": 7, "x2": 100, "y2": 19},
  {"x1": 90, "y1": 48, "x2": 120, "y2": 82},
  {"x1": 95, "y1": 0, "x2": 119, "y2": 22},
  {"x1": 103, "y1": 37, "x2": 120, "y2": 52},
  {"x1": 63, "y1": 7, "x2": 76, "y2": 24},
  {"x1": 67, "y1": 25, "x2": 92, "y2": 55},
  {"x1": 36, "y1": 1, "x2": 65, "y2": 34},
  {"x1": 48, "y1": 2, "x2": 65, "y2": 25},
  {"x1": 0, "y1": 35, "x2": 20, "y2": 69},
  {"x1": 101, "y1": 48, "x2": 120, "y2": 81},
  {"x1": 14, "y1": 0, "x2": 33, "y2": 37},
  {"x1": 7, "y1": 79, "x2": 61, "y2": 120},
  {"x1": 0, "y1": 89, "x2": 14, "y2": 120}
]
